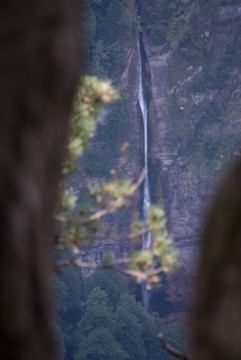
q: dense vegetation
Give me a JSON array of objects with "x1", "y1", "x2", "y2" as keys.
[
  {"x1": 81, "y1": 0, "x2": 140, "y2": 175},
  {"x1": 139, "y1": 0, "x2": 239, "y2": 45},
  {"x1": 84, "y1": 0, "x2": 139, "y2": 78},
  {"x1": 53, "y1": 266, "x2": 188, "y2": 360}
]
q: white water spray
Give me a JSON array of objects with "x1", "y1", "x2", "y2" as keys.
[{"x1": 138, "y1": 38, "x2": 152, "y2": 312}]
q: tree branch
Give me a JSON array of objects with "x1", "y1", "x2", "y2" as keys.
[
  {"x1": 79, "y1": 207, "x2": 117, "y2": 224},
  {"x1": 52, "y1": 227, "x2": 150, "y2": 251},
  {"x1": 130, "y1": 168, "x2": 146, "y2": 193},
  {"x1": 78, "y1": 169, "x2": 146, "y2": 225},
  {"x1": 95, "y1": 227, "x2": 149, "y2": 241},
  {"x1": 54, "y1": 258, "x2": 148, "y2": 279},
  {"x1": 156, "y1": 333, "x2": 192, "y2": 360},
  {"x1": 54, "y1": 256, "x2": 166, "y2": 283}
]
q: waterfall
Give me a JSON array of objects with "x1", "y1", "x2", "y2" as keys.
[{"x1": 138, "y1": 37, "x2": 152, "y2": 312}]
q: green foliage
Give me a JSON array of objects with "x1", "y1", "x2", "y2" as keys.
[
  {"x1": 62, "y1": 76, "x2": 119, "y2": 175},
  {"x1": 199, "y1": 0, "x2": 233, "y2": 15},
  {"x1": 119, "y1": 17, "x2": 142, "y2": 43},
  {"x1": 84, "y1": 0, "x2": 139, "y2": 76},
  {"x1": 52, "y1": 273, "x2": 69, "y2": 314},
  {"x1": 79, "y1": 288, "x2": 114, "y2": 333},
  {"x1": 52, "y1": 252, "x2": 86, "y2": 358},
  {"x1": 180, "y1": 32, "x2": 206, "y2": 61},
  {"x1": 139, "y1": 0, "x2": 193, "y2": 45},
  {"x1": 114, "y1": 294, "x2": 146, "y2": 360},
  {"x1": 193, "y1": 132, "x2": 239, "y2": 164},
  {"x1": 53, "y1": 322, "x2": 66, "y2": 360},
  {"x1": 53, "y1": 263, "x2": 188, "y2": 360},
  {"x1": 213, "y1": 45, "x2": 235, "y2": 90},
  {"x1": 75, "y1": 327, "x2": 129, "y2": 360},
  {"x1": 86, "y1": 269, "x2": 127, "y2": 307},
  {"x1": 157, "y1": 321, "x2": 189, "y2": 360},
  {"x1": 75, "y1": 286, "x2": 123, "y2": 360},
  {"x1": 186, "y1": 25, "x2": 241, "y2": 92},
  {"x1": 73, "y1": 271, "x2": 188, "y2": 360}
]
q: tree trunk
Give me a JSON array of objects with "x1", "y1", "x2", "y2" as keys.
[
  {"x1": 0, "y1": 1, "x2": 81, "y2": 359},
  {"x1": 193, "y1": 158, "x2": 241, "y2": 360}
]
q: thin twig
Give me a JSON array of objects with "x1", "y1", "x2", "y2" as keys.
[
  {"x1": 95, "y1": 227, "x2": 149, "y2": 241},
  {"x1": 130, "y1": 168, "x2": 146, "y2": 193},
  {"x1": 113, "y1": 257, "x2": 132, "y2": 264},
  {"x1": 127, "y1": 227, "x2": 149, "y2": 240},
  {"x1": 79, "y1": 207, "x2": 117, "y2": 225},
  {"x1": 156, "y1": 333, "x2": 192, "y2": 360}
]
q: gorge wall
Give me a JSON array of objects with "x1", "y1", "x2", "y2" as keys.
[
  {"x1": 70, "y1": 0, "x2": 241, "y2": 325},
  {"x1": 141, "y1": 2, "x2": 241, "y2": 324}
]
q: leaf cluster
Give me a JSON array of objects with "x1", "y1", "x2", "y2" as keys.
[{"x1": 62, "y1": 76, "x2": 119, "y2": 175}]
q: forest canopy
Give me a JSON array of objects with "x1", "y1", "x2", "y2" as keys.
[{"x1": 53, "y1": 268, "x2": 188, "y2": 360}]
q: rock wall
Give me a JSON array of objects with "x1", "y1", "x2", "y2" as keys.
[
  {"x1": 71, "y1": 42, "x2": 142, "y2": 277},
  {"x1": 72, "y1": 2, "x2": 241, "y2": 325},
  {"x1": 142, "y1": 4, "x2": 241, "y2": 324}
]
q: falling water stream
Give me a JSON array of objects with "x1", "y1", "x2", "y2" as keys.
[{"x1": 138, "y1": 37, "x2": 152, "y2": 312}]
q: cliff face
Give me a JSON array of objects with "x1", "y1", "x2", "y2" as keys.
[
  {"x1": 73, "y1": 1, "x2": 241, "y2": 324},
  {"x1": 75, "y1": 40, "x2": 142, "y2": 278},
  {"x1": 141, "y1": 4, "x2": 241, "y2": 324}
]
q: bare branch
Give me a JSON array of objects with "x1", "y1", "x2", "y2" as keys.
[
  {"x1": 54, "y1": 258, "x2": 149, "y2": 281},
  {"x1": 94, "y1": 227, "x2": 149, "y2": 242},
  {"x1": 115, "y1": 267, "x2": 148, "y2": 279},
  {"x1": 130, "y1": 168, "x2": 146, "y2": 193},
  {"x1": 113, "y1": 257, "x2": 132, "y2": 264},
  {"x1": 149, "y1": 266, "x2": 164, "y2": 275},
  {"x1": 52, "y1": 227, "x2": 150, "y2": 250},
  {"x1": 54, "y1": 255, "x2": 165, "y2": 283},
  {"x1": 55, "y1": 259, "x2": 99, "y2": 269},
  {"x1": 127, "y1": 227, "x2": 149, "y2": 240},
  {"x1": 79, "y1": 207, "x2": 117, "y2": 225},
  {"x1": 156, "y1": 333, "x2": 192, "y2": 360}
]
